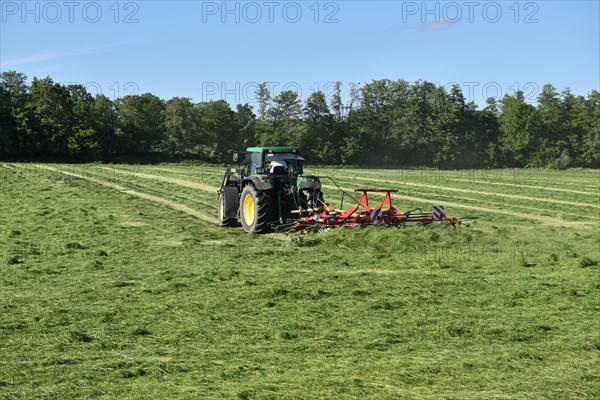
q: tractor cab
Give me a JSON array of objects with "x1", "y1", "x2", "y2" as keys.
[
  {"x1": 239, "y1": 147, "x2": 304, "y2": 177},
  {"x1": 265, "y1": 153, "x2": 305, "y2": 176}
]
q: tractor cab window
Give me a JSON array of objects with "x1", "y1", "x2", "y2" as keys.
[
  {"x1": 249, "y1": 152, "x2": 263, "y2": 175},
  {"x1": 265, "y1": 153, "x2": 304, "y2": 175},
  {"x1": 287, "y1": 159, "x2": 303, "y2": 175}
]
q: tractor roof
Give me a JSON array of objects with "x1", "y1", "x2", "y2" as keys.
[{"x1": 246, "y1": 147, "x2": 301, "y2": 154}]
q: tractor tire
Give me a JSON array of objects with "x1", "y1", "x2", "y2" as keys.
[
  {"x1": 301, "y1": 189, "x2": 325, "y2": 211},
  {"x1": 240, "y1": 185, "x2": 272, "y2": 234},
  {"x1": 218, "y1": 187, "x2": 239, "y2": 227}
]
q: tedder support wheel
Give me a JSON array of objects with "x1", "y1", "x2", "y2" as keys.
[
  {"x1": 240, "y1": 185, "x2": 272, "y2": 234},
  {"x1": 218, "y1": 187, "x2": 239, "y2": 227}
]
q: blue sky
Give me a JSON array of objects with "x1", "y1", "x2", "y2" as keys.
[{"x1": 1, "y1": 1, "x2": 598, "y2": 109}]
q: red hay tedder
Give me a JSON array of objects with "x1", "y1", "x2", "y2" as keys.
[{"x1": 290, "y1": 189, "x2": 458, "y2": 232}]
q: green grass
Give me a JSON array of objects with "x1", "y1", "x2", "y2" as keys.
[{"x1": 0, "y1": 163, "x2": 599, "y2": 399}]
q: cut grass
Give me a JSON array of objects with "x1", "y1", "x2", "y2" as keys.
[{"x1": 0, "y1": 164, "x2": 598, "y2": 399}]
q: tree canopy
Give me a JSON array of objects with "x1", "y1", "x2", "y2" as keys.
[{"x1": 1, "y1": 71, "x2": 598, "y2": 168}]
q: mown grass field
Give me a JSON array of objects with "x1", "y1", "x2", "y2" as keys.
[{"x1": 1, "y1": 163, "x2": 599, "y2": 399}]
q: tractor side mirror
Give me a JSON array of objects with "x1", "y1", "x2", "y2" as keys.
[{"x1": 233, "y1": 152, "x2": 239, "y2": 162}]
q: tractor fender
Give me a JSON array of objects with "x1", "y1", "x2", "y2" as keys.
[
  {"x1": 298, "y1": 176, "x2": 322, "y2": 191},
  {"x1": 243, "y1": 176, "x2": 273, "y2": 191}
]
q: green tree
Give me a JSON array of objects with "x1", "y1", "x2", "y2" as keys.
[
  {"x1": 28, "y1": 77, "x2": 74, "y2": 156},
  {"x1": 164, "y1": 97, "x2": 198, "y2": 157},
  {"x1": 262, "y1": 90, "x2": 304, "y2": 146},
  {"x1": 527, "y1": 84, "x2": 563, "y2": 166},
  {"x1": 92, "y1": 94, "x2": 118, "y2": 158},
  {"x1": 0, "y1": 71, "x2": 39, "y2": 157},
  {"x1": 340, "y1": 82, "x2": 364, "y2": 164},
  {"x1": 478, "y1": 97, "x2": 502, "y2": 166},
  {"x1": 66, "y1": 84, "x2": 104, "y2": 160},
  {"x1": 396, "y1": 80, "x2": 438, "y2": 165},
  {"x1": 330, "y1": 81, "x2": 343, "y2": 121},
  {"x1": 0, "y1": 86, "x2": 18, "y2": 157},
  {"x1": 559, "y1": 89, "x2": 586, "y2": 167},
  {"x1": 498, "y1": 91, "x2": 537, "y2": 166},
  {"x1": 115, "y1": 93, "x2": 166, "y2": 155},
  {"x1": 302, "y1": 91, "x2": 336, "y2": 162},
  {"x1": 425, "y1": 84, "x2": 456, "y2": 166},
  {"x1": 1, "y1": 69, "x2": 598, "y2": 167},
  {"x1": 356, "y1": 79, "x2": 395, "y2": 163},
  {"x1": 196, "y1": 100, "x2": 238, "y2": 162},
  {"x1": 443, "y1": 85, "x2": 481, "y2": 167},
  {"x1": 256, "y1": 82, "x2": 271, "y2": 120},
  {"x1": 234, "y1": 103, "x2": 256, "y2": 144},
  {"x1": 578, "y1": 90, "x2": 600, "y2": 167},
  {"x1": 0, "y1": 71, "x2": 28, "y2": 97},
  {"x1": 537, "y1": 84, "x2": 562, "y2": 140}
]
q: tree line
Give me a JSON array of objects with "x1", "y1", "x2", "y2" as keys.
[{"x1": 1, "y1": 71, "x2": 598, "y2": 168}]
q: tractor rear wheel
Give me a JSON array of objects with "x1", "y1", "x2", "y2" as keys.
[{"x1": 240, "y1": 185, "x2": 272, "y2": 233}]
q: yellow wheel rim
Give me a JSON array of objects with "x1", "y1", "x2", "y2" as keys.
[
  {"x1": 219, "y1": 197, "x2": 224, "y2": 220},
  {"x1": 243, "y1": 193, "x2": 255, "y2": 226}
]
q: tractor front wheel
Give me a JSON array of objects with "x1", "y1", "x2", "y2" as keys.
[
  {"x1": 218, "y1": 193, "x2": 237, "y2": 227},
  {"x1": 240, "y1": 185, "x2": 272, "y2": 233}
]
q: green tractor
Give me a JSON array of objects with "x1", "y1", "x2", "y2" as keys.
[{"x1": 217, "y1": 147, "x2": 324, "y2": 233}]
